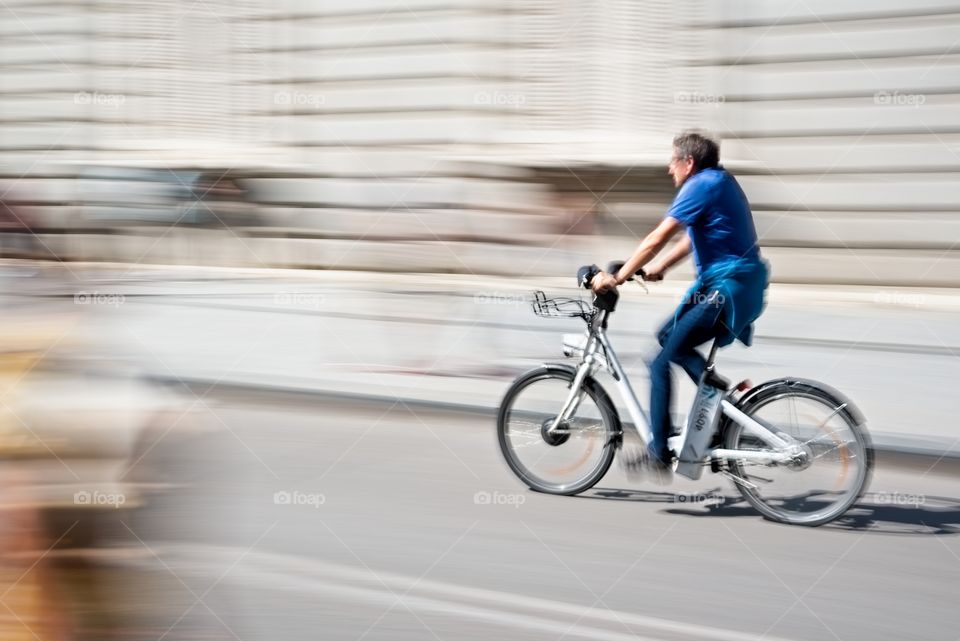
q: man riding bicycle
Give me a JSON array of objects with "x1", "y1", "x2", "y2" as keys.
[{"x1": 591, "y1": 131, "x2": 769, "y2": 473}]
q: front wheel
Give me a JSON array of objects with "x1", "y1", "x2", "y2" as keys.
[
  {"x1": 722, "y1": 378, "x2": 873, "y2": 526},
  {"x1": 497, "y1": 366, "x2": 620, "y2": 495}
]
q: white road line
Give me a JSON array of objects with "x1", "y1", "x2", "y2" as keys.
[
  {"x1": 151, "y1": 544, "x2": 799, "y2": 641},
  {"x1": 240, "y1": 565, "x2": 669, "y2": 641}
]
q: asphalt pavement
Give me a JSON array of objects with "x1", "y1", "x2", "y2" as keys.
[{"x1": 115, "y1": 395, "x2": 960, "y2": 641}]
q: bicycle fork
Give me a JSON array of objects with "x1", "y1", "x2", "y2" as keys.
[{"x1": 547, "y1": 360, "x2": 594, "y2": 433}]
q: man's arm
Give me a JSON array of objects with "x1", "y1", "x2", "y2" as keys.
[
  {"x1": 645, "y1": 233, "x2": 691, "y2": 280},
  {"x1": 592, "y1": 217, "x2": 683, "y2": 291}
]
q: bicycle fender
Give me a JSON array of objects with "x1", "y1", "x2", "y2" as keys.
[{"x1": 734, "y1": 377, "x2": 867, "y2": 426}]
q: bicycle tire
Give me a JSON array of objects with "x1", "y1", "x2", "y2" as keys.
[
  {"x1": 497, "y1": 365, "x2": 620, "y2": 495},
  {"x1": 722, "y1": 378, "x2": 873, "y2": 526}
]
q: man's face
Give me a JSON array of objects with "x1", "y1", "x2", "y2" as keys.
[{"x1": 668, "y1": 149, "x2": 695, "y2": 187}]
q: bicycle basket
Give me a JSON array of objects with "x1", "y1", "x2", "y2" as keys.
[{"x1": 531, "y1": 291, "x2": 594, "y2": 319}]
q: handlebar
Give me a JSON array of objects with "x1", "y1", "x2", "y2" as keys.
[
  {"x1": 577, "y1": 262, "x2": 651, "y2": 291},
  {"x1": 604, "y1": 261, "x2": 647, "y2": 283},
  {"x1": 576, "y1": 261, "x2": 653, "y2": 316}
]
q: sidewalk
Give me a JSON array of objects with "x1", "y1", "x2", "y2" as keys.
[
  {"x1": 39, "y1": 258, "x2": 960, "y2": 312},
  {"x1": 107, "y1": 265, "x2": 960, "y2": 459},
  {"x1": 10, "y1": 260, "x2": 960, "y2": 463}
]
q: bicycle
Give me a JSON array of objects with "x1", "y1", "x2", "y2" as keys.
[{"x1": 497, "y1": 264, "x2": 873, "y2": 526}]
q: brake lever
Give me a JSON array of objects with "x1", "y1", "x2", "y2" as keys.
[
  {"x1": 635, "y1": 268, "x2": 649, "y2": 294},
  {"x1": 606, "y1": 261, "x2": 650, "y2": 294}
]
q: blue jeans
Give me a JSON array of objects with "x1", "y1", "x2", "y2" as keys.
[{"x1": 648, "y1": 293, "x2": 724, "y2": 461}]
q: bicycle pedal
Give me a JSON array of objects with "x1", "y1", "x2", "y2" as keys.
[
  {"x1": 618, "y1": 444, "x2": 649, "y2": 479},
  {"x1": 618, "y1": 445, "x2": 674, "y2": 484}
]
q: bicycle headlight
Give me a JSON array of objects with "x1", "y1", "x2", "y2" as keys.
[{"x1": 562, "y1": 333, "x2": 587, "y2": 357}]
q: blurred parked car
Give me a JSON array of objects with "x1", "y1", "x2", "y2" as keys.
[{"x1": 77, "y1": 166, "x2": 262, "y2": 230}]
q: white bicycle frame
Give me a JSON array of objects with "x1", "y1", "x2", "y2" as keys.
[{"x1": 549, "y1": 309, "x2": 804, "y2": 471}]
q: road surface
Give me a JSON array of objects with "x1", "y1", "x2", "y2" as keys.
[{"x1": 115, "y1": 393, "x2": 960, "y2": 641}]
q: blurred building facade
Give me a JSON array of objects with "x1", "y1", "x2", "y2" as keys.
[{"x1": 0, "y1": 0, "x2": 958, "y2": 285}]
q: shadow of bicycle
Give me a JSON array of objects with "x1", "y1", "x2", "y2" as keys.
[{"x1": 584, "y1": 488, "x2": 960, "y2": 535}]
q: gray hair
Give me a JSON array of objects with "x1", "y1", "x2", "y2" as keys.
[{"x1": 673, "y1": 131, "x2": 720, "y2": 170}]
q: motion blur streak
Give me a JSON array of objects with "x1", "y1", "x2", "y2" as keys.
[{"x1": 0, "y1": 1, "x2": 958, "y2": 640}]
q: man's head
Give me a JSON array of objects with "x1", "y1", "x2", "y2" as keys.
[{"x1": 668, "y1": 131, "x2": 720, "y2": 187}]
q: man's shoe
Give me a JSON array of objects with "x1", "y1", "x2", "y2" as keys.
[
  {"x1": 619, "y1": 445, "x2": 674, "y2": 485},
  {"x1": 645, "y1": 453, "x2": 675, "y2": 486}
]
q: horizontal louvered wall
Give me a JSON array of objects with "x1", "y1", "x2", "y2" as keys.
[
  {"x1": 0, "y1": 0, "x2": 957, "y2": 284},
  {"x1": 681, "y1": 0, "x2": 960, "y2": 283}
]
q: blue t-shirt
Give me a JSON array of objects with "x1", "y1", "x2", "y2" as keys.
[{"x1": 666, "y1": 167, "x2": 760, "y2": 274}]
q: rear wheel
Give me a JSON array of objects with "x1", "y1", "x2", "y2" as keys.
[
  {"x1": 497, "y1": 367, "x2": 619, "y2": 495},
  {"x1": 722, "y1": 379, "x2": 872, "y2": 526}
]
